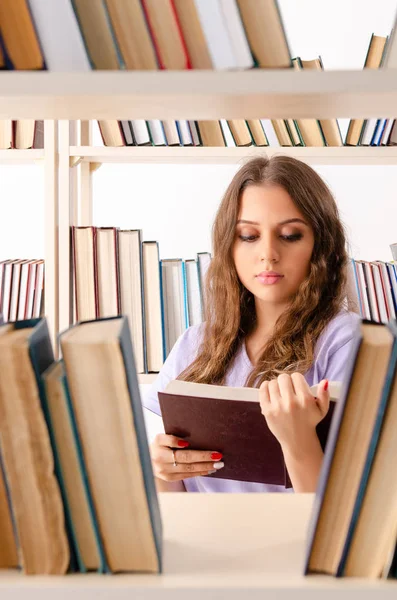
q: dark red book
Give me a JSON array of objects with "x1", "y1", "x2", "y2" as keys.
[{"x1": 158, "y1": 380, "x2": 340, "y2": 488}]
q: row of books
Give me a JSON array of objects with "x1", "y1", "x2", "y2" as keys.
[
  {"x1": 72, "y1": 226, "x2": 211, "y2": 374},
  {"x1": 0, "y1": 259, "x2": 44, "y2": 323},
  {"x1": 0, "y1": 120, "x2": 43, "y2": 150},
  {"x1": 0, "y1": 315, "x2": 161, "y2": 574},
  {"x1": 348, "y1": 259, "x2": 397, "y2": 324},
  {"x1": 0, "y1": 0, "x2": 292, "y2": 71}
]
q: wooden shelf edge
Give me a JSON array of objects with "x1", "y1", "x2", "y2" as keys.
[
  {"x1": 69, "y1": 146, "x2": 397, "y2": 166},
  {"x1": 0, "y1": 149, "x2": 44, "y2": 163},
  {"x1": 2, "y1": 71, "x2": 397, "y2": 119}
]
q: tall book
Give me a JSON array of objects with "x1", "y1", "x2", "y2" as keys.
[
  {"x1": 142, "y1": 241, "x2": 165, "y2": 372},
  {"x1": 196, "y1": 121, "x2": 225, "y2": 146},
  {"x1": 118, "y1": 229, "x2": 146, "y2": 374},
  {"x1": 185, "y1": 258, "x2": 202, "y2": 326},
  {"x1": 60, "y1": 316, "x2": 162, "y2": 573},
  {"x1": 292, "y1": 58, "x2": 325, "y2": 146},
  {"x1": 72, "y1": 226, "x2": 97, "y2": 322},
  {"x1": 0, "y1": 0, "x2": 44, "y2": 69},
  {"x1": 0, "y1": 452, "x2": 18, "y2": 568},
  {"x1": 0, "y1": 318, "x2": 69, "y2": 574},
  {"x1": 43, "y1": 361, "x2": 106, "y2": 573},
  {"x1": 197, "y1": 251, "x2": 212, "y2": 318},
  {"x1": 161, "y1": 259, "x2": 189, "y2": 356},
  {"x1": 236, "y1": 0, "x2": 292, "y2": 68},
  {"x1": 173, "y1": 0, "x2": 213, "y2": 69},
  {"x1": 304, "y1": 321, "x2": 394, "y2": 576},
  {"x1": 95, "y1": 227, "x2": 120, "y2": 318},
  {"x1": 104, "y1": 0, "x2": 158, "y2": 69}
]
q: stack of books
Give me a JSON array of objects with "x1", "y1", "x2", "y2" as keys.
[
  {"x1": 0, "y1": 120, "x2": 44, "y2": 149},
  {"x1": 0, "y1": 259, "x2": 44, "y2": 323},
  {"x1": 72, "y1": 226, "x2": 211, "y2": 373},
  {"x1": 348, "y1": 258, "x2": 397, "y2": 323},
  {"x1": 0, "y1": 316, "x2": 162, "y2": 575}
]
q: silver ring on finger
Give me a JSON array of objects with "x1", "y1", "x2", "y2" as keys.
[{"x1": 171, "y1": 448, "x2": 177, "y2": 467}]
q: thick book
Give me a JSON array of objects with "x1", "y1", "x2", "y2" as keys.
[
  {"x1": 0, "y1": 0, "x2": 44, "y2": 70},
  {"x1": 0, "y1": 318, "x2": 69, "y2": 574},
  {"x1": 0, "y1": 451, "x2": 18, "y2": 568},
  {"x1": 43, "y1": 361, "x2": 107, "y2": 573},
  {"x1": 304, "y1": 320, "x2": 394, "y2": 576},
  {"x1": 158, "y1": 379, "x2": 340, "y2": 487},
  {"x1": 60, "y1": 316, "x2": 162, "y2": 573}
]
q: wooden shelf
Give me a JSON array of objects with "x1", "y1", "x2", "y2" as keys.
[
  {"x1": 0, "y1": 494, "x2": 395, "y2": 599},
  {"x1": 0, "y1": 149, "x2": 44, "y2": 163},
  {"x1": 1, "y1": 70, "x2": 397, "y2": 120},
  {"x1": 70, "y1": 146, "x2": 397, "y2": 166}
]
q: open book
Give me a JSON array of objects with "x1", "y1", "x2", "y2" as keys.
[{"x1": 158, "y1": 380, "x2": 340, "y2": 488}]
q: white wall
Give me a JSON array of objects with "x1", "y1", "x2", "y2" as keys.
[{"x1": 1, "y1": 0, "x2": 396, "y2": 264}]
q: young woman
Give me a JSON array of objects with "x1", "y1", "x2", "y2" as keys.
[{"x1": 144, "y1": 155, "x2": 360, "y2": 494}]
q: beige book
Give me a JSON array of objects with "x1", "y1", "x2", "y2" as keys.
[
  {"x1": 60, "y1": 318, "x2": 160, "y2": 572},
  {"x1": 307, "y1": 323, "x2": 394, "y2": 575},
  {"x1": 236, "y1": 0, "x2": 291, "y2": 68},
  {"x1": 43, "y1": 362, "x2": 101, "y2": 571},
  {"x1": 0, "y1": 0, "x2": 43, "y2": 69},
  {"x1": 300, "y1": 58, "x2": 343, "y2": 147},
  {"x1": 0, "y1": 326, "x2": 69, "y2": 574},
  {"x1": 227, "y1": 120, "x2": 252, "y2": 146},
  {"x1": 104, "y1": 0, "x2": 157, "y2": 69},
  {"x1": 72, "y1": 226, "x2": 97, "y2": 322},
  {"x1": 173, "y1": 0, "x2": 212, "y2": 69},
  {"x1": 72, "y1": 0, "x2": 122, "y2": 69},
  {"x1": 142, "y1": 241, "x2": 164, "y2": 372},
  {"x1": 272, "y1": 120, "x2": 292, "y2": 146},
  {"x1": 0, "y1": 120, "x2": 13, "y2": 149},
  {"x1": 197, "y1": 121, "x2": 225, "y2": 146},
  {"x1": 95, "y1": 227, "x2": 119, "y2": 319},
  {"x1": 14, "y1": 120, "x2": 36, "y2": 149},
  {"x1": 0, "y1": 460, "x2": 18, "y2": 568},
  {"x1": 346, "y1": 35, "x2": 388, "y2": 146},
  {"x1": 143, "y1": 0, "x2": 189, "y2": 69},
  {"x1": 246, "y1": 120, "x2": 268, "y2": 146},
  {"x1": 97, "y1": 121, "x2": 125, "y2": 147},
  {"x1": 286, "y1": 119, "x2": 303, "y2": 146},
  {"x1": 292, "y1": 59, "x2": 325, "y2": 146}
]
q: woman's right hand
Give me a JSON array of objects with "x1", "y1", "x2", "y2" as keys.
[{"x1": 150, "y1": 434, "x2": 224, "y2": 482}]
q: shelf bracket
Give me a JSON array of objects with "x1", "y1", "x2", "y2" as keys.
[
  {"x1": 69, "y1": 156, "x2": 82, "y2": 168},
  {"x1": 90, "y1": 162, "x2": 102, "y2": 173}
]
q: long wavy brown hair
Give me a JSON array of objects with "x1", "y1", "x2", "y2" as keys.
[{"x1": 179, "y1": 155, "x2": 348, "y2": 387}]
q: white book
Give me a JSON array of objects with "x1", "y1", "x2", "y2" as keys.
[
  {"x1": 185, "y1": 259, "x2": 202, "y2": 327},
  {"x1": 120, "y1": 121, "x2": 134, "y2": 146},
  {"x1": 0, "y1": 121, "x2": 13, "y2": 149},
  {"x1": 130, "y1": 120, "x2": 151, "y2": 145},
  {"x1": 1, "y1": 262, "x2": 13, "y2": 322},
  {"x1": 219, "y1": 0, "x2": 253, "y2": 69},
  {"x1": 220, "y1": 120, "x2": 236, "y2": 147},
  {"x1": 197, "y1": 252, "x2": 212, "y2": 318},
  {"x1": 371, "y1": 263, "x2": 389, "y2": 323},
  {"x1": 360, "y1": 119, "x2": 379, "y2": 146},
  {"x1": 27, "y1": 0, "x2": 91, "y2": 71},
  {"x1": 9, "y1": 261, "x2": 25, "y2": 322},
  {"x1": 382, "y1": 15, "x2": 397, "y2": 68},
  {"x1": 17, "y1": 261, "x2": 31, "y2": 320},
  {"x1": 377, "y1": 261, "x2": 396, "y2": 319},
  {"x1": 177, "y1": 120, "x2": 193, "y2": 146},
  {"x1": 25, "y1": 261, "x2": 38, "y2": 320},
  {"x1": 389, "y1": 263, "x2": 397, "y2": 312},
  {"x1": 118, "y1": 230, "x2": 145, "y2": 374},
  {"x1": 194, "y1": 0, "x2": 237, "y2": 69},
  {"x1": 380, "y1": 119, "x2": 394, "y2": 145},
  {"x1": 96, "y1": 228, "x2": 119, "y2": 319},
  {"x1": 162, "y1": 121, "x2": 181, "y2": 146},
  {"x1": 188, "y1": 121, "x2": 201, "y2": 146},
  {"x1": 32, "y1": 261, "x2": 44, "y2": 319},
  {"x1": 142, "y1": 242, "x2": 164, "y2": 372},
  {"x1": 161, "y1": 259, "x2": 188, "y2": 356},
  {"x1": 147, "y1": 120, "x2": 166, "y2": 146},
  {"x1": 260, "y1": 120, "x2": 280, "y2": 147},
  {"x1": 356, "y1": 262, "x2": 371, "y2": 321}
]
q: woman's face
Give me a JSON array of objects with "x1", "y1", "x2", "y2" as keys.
[{"x1": 232, "y1": 184, "x2": 315, "y2": 308}]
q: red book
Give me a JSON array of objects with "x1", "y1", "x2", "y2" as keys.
[{"x1": 159, "y1": 380, "x2": 339, "y2": 487}]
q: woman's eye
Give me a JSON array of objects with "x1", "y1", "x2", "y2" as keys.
[
  {"x1": 280, "y1": 233, "x2": 303, "y2": 242},
  {"x1": 239, "y1": 235, "x2": 258, "y2": 242}
]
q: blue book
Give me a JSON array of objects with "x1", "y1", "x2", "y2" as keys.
[
  {"x1": 42, "y1": 360, "x2": 107, "y2": 573},
  {"x1": 336, "y1": 320, "x2": 397, "y2": 577},
  {"x1": 304, "y1": 320, "x2": 394, "y2": 576},
  {"x1": 0, "y1": 318, "x2": 72, "y2": 574},
  {"x1": 60, "y1": 316, "x2": 162, "y2": 573}
]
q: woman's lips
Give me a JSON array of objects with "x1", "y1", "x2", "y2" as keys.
[{"x1": 256, "y1": 272, "x2": 284, "y2": 285}]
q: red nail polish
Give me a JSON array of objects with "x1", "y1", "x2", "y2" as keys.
[
  {"x1": 211, "y1": 452, "x2": 223, "y2": 460},
  {"x1": 178, "y1": 440, "x2": 189, "y2": 448},
  {"x1": 324, "y1": 380, "x2": 329, "y2": 391}
]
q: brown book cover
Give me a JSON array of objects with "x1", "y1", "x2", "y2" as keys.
[
  {"x1": 0, "y1": 0, "x2": 43, "y2": 70},
  {"x1": 158, "y1": 380, "x2": 338, "y2": 488}
]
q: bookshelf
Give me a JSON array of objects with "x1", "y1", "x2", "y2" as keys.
[{"x1": 0, "y1": 494, "x2": 395, "y2": 597}]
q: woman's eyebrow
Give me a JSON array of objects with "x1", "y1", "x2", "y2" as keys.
[{"x1": 236, "y1": 218, "x2": 308, "y2": 226}]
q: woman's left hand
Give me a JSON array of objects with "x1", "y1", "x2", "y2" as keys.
[{"x1": 259, "y1": 373, "x2": 330, "y2": 456}]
